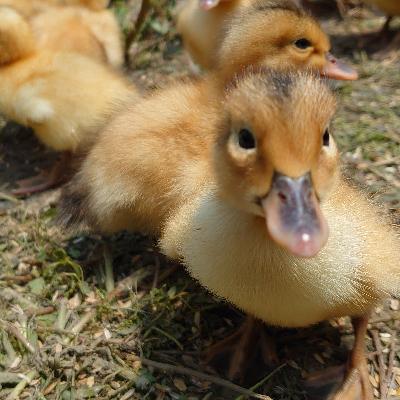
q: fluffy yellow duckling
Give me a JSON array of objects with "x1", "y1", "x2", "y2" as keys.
[
  {"x1": 0, "y1": 0, "x2": 107, "y2": 18},
  {"x1": 363, "y1": 0, "x2": 400, "y2": 40},
  {"x1": 0, "y1": 7, "x2": 137, "y2": 195},
  {"x1": 61, "y1": 68, "x2": 399, "y2": 399},
  {"x1": 176, "y1": 0, "x2": 358, "y2": 81},
  {"x1": 30, "y1": 0, "x2": 123, "y2": 68},
  {"x1": 0, "y1": 0, "x2": 58, "y2": 18},
  {"x1": 363, "y1": 0, "x2": 400, "y2": 16},
  {"x1": 64, "y1": 0, "x2": 110, "y2": 10}
]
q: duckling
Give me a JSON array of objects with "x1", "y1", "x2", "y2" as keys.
[
  {"x1": 0, "y1": 7, "x2": 137, "y2": 195},
  {"x1": 0, "y1": 0, "x2": 109, "y2": 17},
  {"x1": 30, "y1": 1, "x2": 123, "y2": 68},
  {"x1": 61, "y1": 68, "x2": 399, "y2": 399},
  {"x1": 363, "y1": 0, "x2": 400, "y2": 17},
  {"x1": 64, "y1": 0, "x2": 110, "y2": 10},
  {"x1": 176, "y1": 0, "x2": 358, "y2": 81},
  {"x1": 0, "y1": 0, "x2": 58, "y2": 18},
  {"x1": 363, "y1": 0, "x2": 400, "y2": 38}
]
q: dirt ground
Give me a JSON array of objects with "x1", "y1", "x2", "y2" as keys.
[{"x1": 0, "y1": 1, "x2": 399, "y2": 399}]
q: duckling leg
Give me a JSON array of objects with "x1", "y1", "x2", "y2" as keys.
[
  {"x1": 335, "y1": 0, "x2": 347, "y2": 18},
  {"x1": 12, "y1": 151, "x2": 71, "y2": 196},
  {"x1": 205, "y1": 316, "x2": 256, "y2": 380},
  {"x1": 305, "y1": 316, "x2": 373, "y2": 400},
  {"x1": 376, "y1": 16, "x2": 393, "y2": 39},
  {"x1": 331, "y1": 315, "x2": 373, "y2": 400},
  {"x1": 205, "y1": 316, "x2": 278, "y2": 381}
]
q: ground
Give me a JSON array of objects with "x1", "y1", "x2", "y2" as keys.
[{"x1": 0, "y1": 1, "x2": 399, "y2": 399}]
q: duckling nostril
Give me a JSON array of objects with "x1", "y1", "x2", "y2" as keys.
[{"x1": 278, "y1": 192, "x2": 287, "y2": 202}]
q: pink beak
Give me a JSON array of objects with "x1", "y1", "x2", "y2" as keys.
[
  {"x1": 261, "y1": 172, "x2": 329, "y2": 258},
  {"x1": 199, "y1": 0, "x2": 221, "y2": 9},
  {"x1": 323, "y1": 52, "x2": 358, "y2": 81}
]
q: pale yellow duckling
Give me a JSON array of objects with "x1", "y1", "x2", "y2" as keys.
[
  {"x1": 61, "y1": 68, "x2": 399, "y2": 399},
  {"x1": 363, "y1": 0, "x2": 400, "y2": 41},
  {"x1": 176, "y1": 0, "x2": 358, "y2": 81},
  {"x1": 0, "y1": 7, "x2": 138, "y2": 195},
  {"x1": 64, "y1": 0, "x2": 110, "y2": 10},
  {"x1": 363, "y1": 0, "x2": 400, "y2": 16},
  {"x1": 30, "y1": 0, "x2": 123, "y2": 68},
  {"x1": 0, "y1": 0, "x2": 108, "y2": 18},
  {"x1": 0, "y1": 0, "x2": 58, "y2": 18}
]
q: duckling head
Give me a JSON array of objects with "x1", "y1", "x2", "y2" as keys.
[
  {"x1": 66, "y1": 0, "x2": 110, "y2": 10},
  {"x1": 217, "y1": 0, "x2": 357, "y2": 81},
  {"x1": 0, "y1": 7, "x2": 35, "y2": 65},
  {"x1": 214, "y1": 68, "x2": 339, "y2": 258}
]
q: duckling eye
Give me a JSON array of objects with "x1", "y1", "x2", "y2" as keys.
[
  {"x1": 323, "y1": 129, "x2": 330, "y2": 146},
  {"x1": 294, "y1": 38, "x2": 312, "y2": 50},
  {"x1": 238, "y1": 128, "x2": 256, "y2": 150}
]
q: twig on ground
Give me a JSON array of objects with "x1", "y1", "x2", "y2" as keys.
[
  {"x1": 64, "y1": 309, "x2": 96, "y2": 344},
  {"x1": 1, "y1": 331, "x2": 17, "y2": 362},
  {"x1": 385, "y1": 329, "x2": 396, "y2": 399},
  {"x1": 371, "y1": 329, "x2": 386, "y2": 399},
  {"x1": 70, "y1": 310, "x2": 96, "y2": 335},
  {"x1": 103, "y1": 244, "x2": 115, "y2": 293},
  {"x1": 25, "y1": 306, "x2": 55, "y2": 317},
  {"x1": 235, "y1": 363, "x2": 286, "y2": 400},
  {"x1": 0, "y1": 192, "x2": 19, "y2": 203},
  {"x1": 152, "y1": 257, "x2": 160, "y2": 289},
  {"x1": 0, "y1": 321, "x2": 36, "y2": 354},
  {"x1": 0, "y1": 274, "x2": 33, "y2": 283},
  {"x1": 56, "y1": 298, "x2": 68, "y2": 331},
  {"x1": 6, "y1": 370, "x2": 37, "y2": 400},
  {"x1": 129, "y1": 355, "x2": 272, "y2": 400}
]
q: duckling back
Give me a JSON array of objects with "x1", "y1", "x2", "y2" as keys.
[
  {"x1": 0, "y1": 51, "x2": 136, "y2": 151},
  {"x1": 0, "y1": 0, "x2": 59, "y2": 18},
  {"x1": 176, "y1": 0, "x2": 247, "y2": 69},
  {"x1": 363, "y1": 0, "x2": 400, "y2": 16},
  {"x1": 64, "y1": 0, "x2": 110, "y2": 10},
  {"x1": 159, "y1": 71, "x2": 399, "y2": 328},
  {"x1": 30, "y1": 4, "x2": 123, "y2": 67},
  {"x1": 0, "y1": 7, "x2": 136, "y2": 152},
  {"x1": 60, "y1": 78, "x2": 218, "y2": 233}
]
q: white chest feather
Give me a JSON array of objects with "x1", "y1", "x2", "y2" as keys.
[{"x1": 162, "y1": 190, "x2": 372, "y2": 328}]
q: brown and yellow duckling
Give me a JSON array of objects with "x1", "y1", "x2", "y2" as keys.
[
  {"x1": 61, "y1": 68, "x2": 398, "y2": 399},
  {"x1": 177, "y1": 0, "x2": 358, "y2": 81},
  {"x1": 0, "y1": 7, "x2": 138, "y2": 195}
]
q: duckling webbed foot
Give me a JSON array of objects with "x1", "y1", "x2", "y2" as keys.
[
  {"x1": 204, "y1": 316, "x2": 278, "y2": 381},
  {"x1": 330, "y1": 316, "x2": 373, "y2": 400},
  {"x1": 12, "y1": 151, "x2": 71, "y2": 196},
  {"x1": 305, "y1": 315, "x2": 373, "y2": 400}
]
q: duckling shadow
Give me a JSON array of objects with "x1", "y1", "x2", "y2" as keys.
[
  {"x1": 0, "y1": 121, "x2": 57, "y2": 191},
  {"x1": 64, "y1": 232, "x2": 353, "y2": 400},
  {"x1": 64, "y1": 231, "x2": 167, "y2": 285},
  {"x1": 302, "y1": 0, "x2": 342, "y2": 19},
  {"x1": 210, "y1": 320, "x2": 348, "y2": 399},
  {"x1": 330, "y1": 29, "x2": 400, "y2": 57}
]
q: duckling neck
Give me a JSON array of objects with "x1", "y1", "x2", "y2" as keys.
[{"x1": 161, "y1": 187, "x2": 377, "y2": 328}]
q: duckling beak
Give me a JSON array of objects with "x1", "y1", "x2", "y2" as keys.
[
  {"x1": 261, "y1": 172, "x2": 329, "y2": 258},
  {"x1": 199, "y1": 0, "x2": 220, "y2": 9},
  {"x1": 323, "y1": 53, "x2": 358, "y2": 81}
]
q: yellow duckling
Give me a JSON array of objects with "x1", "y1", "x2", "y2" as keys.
[
  {"x1": 176, "y1": 0, "x2": 358, "y2": 81},
  {"x1": 0, "y1": 7, "x2": 138, "y2": 195},
  {"x1": 30, "y1": 0, "x2": 123, "y2": 68},
  {"x1": 61, "y1": 68, "x2": 398, "y2": 399}
]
